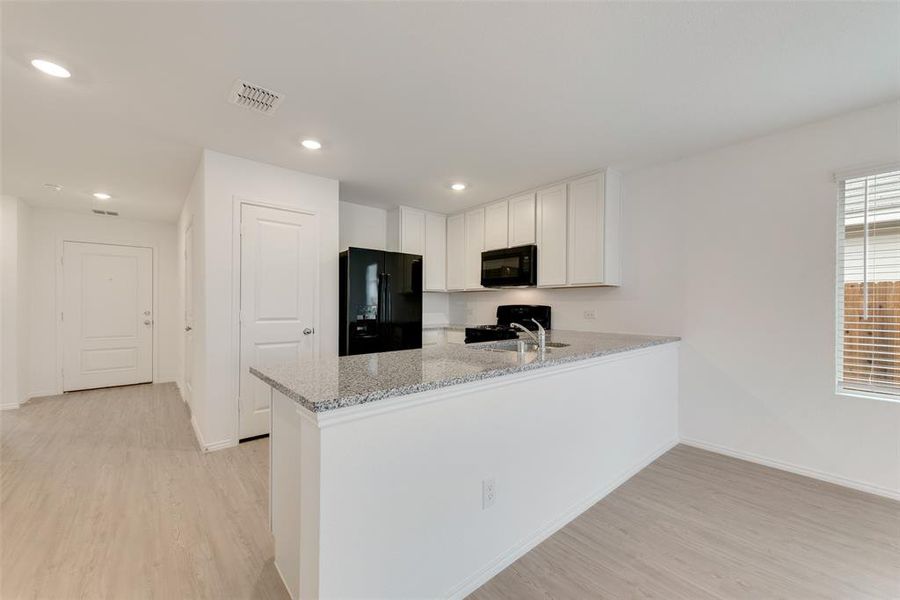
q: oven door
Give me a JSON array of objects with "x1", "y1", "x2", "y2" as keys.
[{"x1": 480, "y1": 245, "x2": 537, "y2": 287}]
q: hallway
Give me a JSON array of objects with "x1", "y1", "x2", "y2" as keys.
[{"x1": 0, "y1": 383, "x2": 287, "y2": 599}]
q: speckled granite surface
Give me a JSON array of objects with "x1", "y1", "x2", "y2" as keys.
[
  {"x1": 250, "y1": 330, "x2": 679, "y2": 414},
  {"x1": 422, "y1": 323, "x2": 468, "y2": 331}
]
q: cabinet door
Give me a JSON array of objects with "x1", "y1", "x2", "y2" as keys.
[
  {"x1": 567, "y1": 174, "x2": 604, "y2": 285},
  {"x1": 446, "y1": 214, "x2": 466, "y2": 291},
  {"x1": 424, "y1": 212, "x2": 446, "y2": 291},
  {"x1": 536, "y1": 184, "x2": 567, "y2": 287},
  {"x1": 399, "y1": 207, "x2": 426, "y2": 256},
  {"x1": 508, "y1": 193, "x2": 536, "y2": 247},
  {"x1": 483, "y1": 200, "x2": 509, "y2": 250},
  {"x1": 464, "y1": 208, "x2": 485, "y2": 289}
]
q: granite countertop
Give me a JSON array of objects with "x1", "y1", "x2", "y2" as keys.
[
  {"x1": 422, "y1": 323, "x2": 468, "y2": 332},
  {"x1": 251, "y1": 330, "x2": 679, "y2": 414}
]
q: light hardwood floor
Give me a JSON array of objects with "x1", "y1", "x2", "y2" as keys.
[
  {"x1": 469, "y1": 445, "x2": 900, "y2": 600},
  {"x1": 1, "y1": 383, "x2": 288, "y2": 600},
  {"x1": 2, "y1": 384, "x2": 898, "y2": 599}
]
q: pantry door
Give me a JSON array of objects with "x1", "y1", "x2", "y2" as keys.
[
  {"x1": 239, "y1": 204, "x2": 318, "y2": 439},
  {"x1": 62, "y1": 242, "x2": 153, "y2": 391}
]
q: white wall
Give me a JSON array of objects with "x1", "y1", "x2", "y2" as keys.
[
  {"x1": 25, "y1": 207, "x2": 179, "y2": 397},
  {"x1": 449, "y1": 102, "x2": 900, "y2": 498},
  {"x1": 0, "y1": 196, "x2": 22, "y2": 408},
  {"x1": 669, "y1": 101, "x2": 900, "y2": 498},
  {"x1": 16, "y1": 200, "x2": 30, "y2": 405},
  {"x1": 178, "y1": 159, "x2": 206, "y2": 421},
  {"x1": 339, "y1": 201, "x2": 387, "y2": 251},
  {"x1": 186, "y1": 149, "x2": 339, "y2": 450}
]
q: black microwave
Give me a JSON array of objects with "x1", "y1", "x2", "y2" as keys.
[{"x1": 481, "y1": 244, "x2": 537, "y2": 288}]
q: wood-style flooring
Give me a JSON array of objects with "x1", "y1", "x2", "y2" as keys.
[
  {"x1": 469, "y1": 445, "x2": 900, "y2": 600},
  {"x1": 1, "y1": 383, "x2": 287, "y2": 600},
  {"x1": 2, "y1": 383, "x2": 898, "y2": 599}
]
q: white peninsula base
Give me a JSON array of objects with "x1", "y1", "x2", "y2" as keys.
[{"x1": 268, "y1": 342, "x2": 679, "y2": 599}]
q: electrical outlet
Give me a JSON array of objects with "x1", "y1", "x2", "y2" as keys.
[
  {"x1": 482, "y1": 478, "x2": 496, "y2": 509},
  {"x1": 583, "y1": 309, "x2": 596, "y2": 320}
]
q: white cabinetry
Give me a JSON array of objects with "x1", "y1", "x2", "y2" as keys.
[
  {"x1": 567, "y1": 171, "x2": 621, "y2": 286},
  {"x1": 388, "y1": 206, "x2": 446, "y2": 291},
  {"x1": 399, "y1": 207, "x2": 425, "y2": 255},
  {"x1": 464, "y1": 208, "x2": 485, "y2": 289},
  {"x1": 483, "y1": 200, "x2": 509, "y2": 250},
  {"x1": 536, "y1": 184, "x2": 568, "y2": 287},
  {"x1": 507, "y1": 193, "x2": 536, "y2": 247},
  {"x1": 446, "y1": 214, "x2": 465, "y2": 291},
  {"x1": 424, "y1": 212, "x2": 446, "y2": 291}
]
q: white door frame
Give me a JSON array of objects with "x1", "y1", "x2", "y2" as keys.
[
  {"x1": 230, "y1": 196, "x2": 320, "y2": 442},
  {"x1": 54, "y1": 239, "x2": 158, "y2": 395}
]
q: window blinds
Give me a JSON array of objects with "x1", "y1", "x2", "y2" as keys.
[{"x1": 836, "y1": 168, "x2": 900, "y2": 398}]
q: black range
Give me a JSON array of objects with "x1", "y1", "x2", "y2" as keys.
[{"x1": 464, "y1": 305, "x2": 551, "y2": 344}]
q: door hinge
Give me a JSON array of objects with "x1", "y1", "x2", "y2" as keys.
[{"x1": 60, "y1": 311, "x2": 64, "y2": 322}]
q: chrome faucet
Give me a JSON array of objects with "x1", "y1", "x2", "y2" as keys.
[{"x1": 510, "y1": 319, "x2": 546, "y2": 351}]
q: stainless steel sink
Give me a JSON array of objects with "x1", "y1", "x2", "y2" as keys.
[{"x1": 476, "y1": 340, "x2": 571, "y2": 352}]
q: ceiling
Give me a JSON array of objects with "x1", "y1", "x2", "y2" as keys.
[{"x1": 3, "y1": 2, "x2": 899, "y2": 222}]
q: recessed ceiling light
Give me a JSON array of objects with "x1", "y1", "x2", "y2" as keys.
[
  {"x1": 44, "y1": 183, "x2": 63, "y2": 192},
  {"x1": 92, "y1": 192, "x2": 112, "y2": 200},
  {"x1": 450, "y1": 183, "x2": 467, "y2": 191},
  {"x1": 301, "y1": 139, "x2": 322, "y2": 150},
  {"x1": 31, "y1": 59, "x2": 71, "y2": 78}
]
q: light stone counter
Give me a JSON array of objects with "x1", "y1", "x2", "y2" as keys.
[{"x1": 251, "y1": 330, "x2": 679, "y2": 413}]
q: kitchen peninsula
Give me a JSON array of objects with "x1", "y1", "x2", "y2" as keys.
[{"x1": 251, "y1": 330, "x2": 680, "y2": 600}]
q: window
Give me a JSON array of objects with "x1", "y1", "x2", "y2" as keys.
[{"x1": 836, "y1": 167, "x2": 900, "y2": 400}]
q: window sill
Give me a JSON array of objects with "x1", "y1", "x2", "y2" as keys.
[{"x1": 836, "y1": 387, "x2": 900, "y2": 404}]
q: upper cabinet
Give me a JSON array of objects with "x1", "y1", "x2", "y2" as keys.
[
  {"x1": 567, "y1": 171, "x2": 621, "y2": 286},
  {"x1": 507, "y1": 193, "x2": 536, "y2": 247},
  {"x1": 388, "y1": 206, "x2": 446, "y2": 291},
  {"x1": 399, "y1": 207, "x2": 426, "y2": 255},
  {"x1": 464, "y1": 208, "x2": 485, "y2": 289},
  {"x1": 483, "y1": 200, "x2": 509, "y2": 250},
  {"x1": 536, "y1": 185, "x2": 568, "y2": 287},
  {"x1": 446, "y1": 214, "x2": 466, "y2": 291},
  {"x1": 384, "y1": 168, "x2": 620, "y2": 295},
  {"x1": 424, "y1": 212, "x2": 447, "y2": 292}
]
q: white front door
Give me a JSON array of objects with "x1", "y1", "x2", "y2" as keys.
[
  {"x1": 62, "y1": 242, "x2": 153, "y2": 392},
  {"x1": 239, "y1": 204, "x2": 318, "y2": 439}
]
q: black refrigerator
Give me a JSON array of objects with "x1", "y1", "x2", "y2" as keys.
[{"x1": 339, "y1": 247, "x2": 423, "y2": 356}]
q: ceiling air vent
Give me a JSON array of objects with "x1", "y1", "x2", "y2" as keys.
[
  {"x1": 92, "y1": 209, "x2": 118, "y2": 216},
  {"x1": 227, "y1": 79, "x2": 284, "y2": 115}
]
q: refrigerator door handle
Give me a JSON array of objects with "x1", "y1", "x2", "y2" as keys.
[
  {"x1": 384, "y1": 273, "x2": 394, "y2": 321},
  {"x1": 377, "y1": 272, "x2": 385, "y2": 324}
]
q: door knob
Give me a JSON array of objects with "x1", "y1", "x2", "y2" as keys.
[
  {"x1": 303, "y1": 328, "x2": 315, "y2": 335},
  {"x1": 144, "y1": 320, "x2": 152, "y2": 326},
  {"x1": 184, "y1": 326, "x2": 192, "y2": 332}
]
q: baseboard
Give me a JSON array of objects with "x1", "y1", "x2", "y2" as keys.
[
  {"x1": 28, "y1": 389, "x2": 56, "y2": 400},
  {"x1": 445, "y1": 437, "x2": 679, "y2": 600},
  {"x1": 0, "y1": 402, "x2": 20, "y2": 411},
  {"x1": 680, "y1": 438, "x2": 900, "y2": 502},
  {"x1": 273, "y1": 558, "x2": 296, "y2": 600},
  {"x1": 189, "y1": 413, "x2": 237, "y2": 453}
]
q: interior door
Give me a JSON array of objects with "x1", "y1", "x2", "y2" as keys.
[
  {"x1": 239, "y1": 204, "x2": 318, "y2": 440},
  {"x1": 183, "y1": 223, "x2": 193, "y2": 404},
  {"x1": 62, "y1": 242, "x2": 153, "y2": 391}
]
